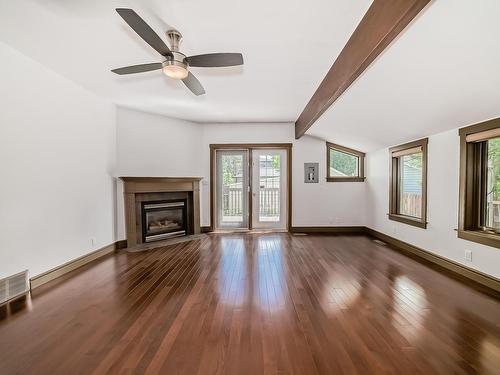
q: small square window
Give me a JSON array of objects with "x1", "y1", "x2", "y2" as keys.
[{"x1": 326, "y1": 142, "x2": 365, "y2": 182}]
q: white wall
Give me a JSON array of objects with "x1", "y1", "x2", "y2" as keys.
[
  {"x1": 199, "y1": 123, "x2": 366, "y2": 227},
  {"x1": 366, "y1": 128, "x2": 500, "y2": 279},
  {"x1": 290, "y1": 135, "x2": 366, "y2": 227},
  {"x1": 0, "y1": 42, "x2": 117, "y2": 279},
  {"x1": 116, "y1": 107, "x2": 203, "y2": 177},
  {"x1": 3, "y1": 58, "x2": 493, "y2": 282},
  {"x1": 198, "y1": 122, "x2": 294, "y2": 226},
  {"x1": 115, "y1": 109, "x2": 367, "y2": 233},
  {"x1": 115, "y1": 107, "x2": 203, "y2": 239}
]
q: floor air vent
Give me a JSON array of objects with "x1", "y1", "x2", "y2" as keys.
[
  {"x1": 373, "y1": 239, "x2": 387, "y2": 246},
  {"x1": 0, "y1": 270, "x2": 29, "y2": 305}
]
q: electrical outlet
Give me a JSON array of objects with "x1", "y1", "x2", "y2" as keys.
[{"x1": 465, "y1": 250, "x2": 472, "y2": 262}]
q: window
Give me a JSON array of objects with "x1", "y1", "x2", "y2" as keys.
[
  {"x1": 389, "y1": 138, "x2": 428, "y2": 228},
  {"x1": 326, "y1": 142, "x2": 365, "y2": 182},
  {"x1": 458, "y1": 117, "x2": 500, "y2": 248}
]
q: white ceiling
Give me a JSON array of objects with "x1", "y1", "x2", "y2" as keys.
[
  {"x1": 308, "y1": 0, "x2": 500, "y2": 151},
  {"x1": 0, "y1": 0, "x2": 370, "y2": 122},
  {"x1": 1, "y1": 1, "x2": 499, "y2": 151}
]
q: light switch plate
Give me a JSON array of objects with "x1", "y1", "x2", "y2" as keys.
[{"x1": 304, "y1": 163, "x2": 319, "y2": 183}]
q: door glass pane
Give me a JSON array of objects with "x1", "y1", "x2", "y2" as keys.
[
  {"x1": 216, "y1": 150, "x2": 248, "y2": 228},
  {"x1": 398, "y1": 152, "x2": 423, "y2": 218},
  {"x1": 259, "y1": 154, "x2": 280, "y2": 222},
  {"x1": 485, "y1": 137, "x2": 500, "y2": 229},
  {"x1": 330, "y1": 148, "x2": 359, "y2": 177}
]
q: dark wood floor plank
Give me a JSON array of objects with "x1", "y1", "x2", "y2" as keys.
[{"x1": 1, "y1": 233, "x2": 500, "y2": 374}]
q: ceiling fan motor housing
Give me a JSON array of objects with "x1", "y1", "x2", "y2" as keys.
[
  {"x1": 163, "y1": 52, "x2": 188, "y2": 70},
  {"x1": 164, "y1": 29, "x2": 188, "y2": 70}
]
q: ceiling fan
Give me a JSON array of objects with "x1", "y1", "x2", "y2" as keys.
[{"x1": 111, "y1": 8, "x2": 244, "y2": 96}]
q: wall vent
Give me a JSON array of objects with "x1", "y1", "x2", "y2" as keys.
[{"x1": 0, "y1": 270, "x2": 29, "y2": 305}]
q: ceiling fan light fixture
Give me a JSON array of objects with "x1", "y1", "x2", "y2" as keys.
[
  {"x1": 112, "y1": 9, "x2": 244, "y2": 95},
  {"x1": 162, "y1": 60, "x2": 188, "y2": 80}
]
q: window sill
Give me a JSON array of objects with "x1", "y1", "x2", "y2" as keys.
[
  {"x1": 458, "y1": 229, "x2": 500, "y2": 250},
  {"x1": 388, "y1": 213, "x2": 427, "y2": 229},
  {"x1": 326, "y1": 177, "x2": 365, "y2": 183}
]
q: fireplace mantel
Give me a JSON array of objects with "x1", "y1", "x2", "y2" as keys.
[
  {"x1": 121, "y1": 177, "x2": 202, "y2": 193},
  {"x1": 120, "y1": 177, "x2": 202, "y2": 247}
]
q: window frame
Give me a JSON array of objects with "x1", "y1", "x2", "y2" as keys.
[
  {"x1": 388, "y1": 138, "x2": 428, "y2": 229},
  {"x1": 326, "y1": 142, "x2": 366, "y2": 182},
  {"x1": 458, "y1": 117, "x2": 500, "y2": 249}
]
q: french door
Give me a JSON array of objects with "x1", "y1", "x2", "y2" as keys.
[
  {"x1": 214, "y1": 147, "x2": 288, "y2": 230},
  {"x1": 251, "y1": 149, "x2": 287, "y2": 229},
  {"x1": 215, "y1": 150, "x2": 249, "y2": 229}
]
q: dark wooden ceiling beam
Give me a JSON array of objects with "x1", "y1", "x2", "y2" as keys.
[{"x1": 295, "y1": 0, "x2": 432, "y2": 139}]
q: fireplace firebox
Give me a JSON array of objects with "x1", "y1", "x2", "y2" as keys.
[{"x1": 141, "y1": 199, "x2": 187, "y2": 242}]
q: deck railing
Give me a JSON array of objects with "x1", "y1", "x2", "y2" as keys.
[
  {"x1": 259, "y1": 187, "x2": 280, "y2": 217},
  {"x1": 485, "y1": 201, "x2": 500, "y2": 228},
  {"x1": 400, "y1": 192, "x2": 422, "y2": 218},
  {"x1": 223, "y1": 187, "x2": 280, "y2": 217},
  {"x1": 223, "y1": 187, "x2": 243, "y2": 216}
]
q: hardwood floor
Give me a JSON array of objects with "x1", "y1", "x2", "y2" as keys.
[{"x1": 1, "y1": 233, "x2": 500, "y2": 374}]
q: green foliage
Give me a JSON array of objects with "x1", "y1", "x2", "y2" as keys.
[
  {"x1": 403, "y1": 153, "x2": 422, "y2": 169},
  {"x1": 487, "y1": 138, "x2": 500, "y2": 200},
  {"x1": 222, "y1": 155, "x2": 242, "y2": 186},
  {"x1": 271, "y1": 155, "x2": 280, "y2": 170},
  {"x1": 330, "y1": 149, "x2": 357, "y2": 176}
]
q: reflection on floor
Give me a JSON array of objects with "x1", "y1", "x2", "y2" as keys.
[{"x1": 1, "y1": 233, "x2": 500, "y2": 374}]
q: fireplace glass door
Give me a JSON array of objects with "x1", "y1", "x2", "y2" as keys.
[{"x1": 142, "y1": 200, "x2": 187, "y2": 242}]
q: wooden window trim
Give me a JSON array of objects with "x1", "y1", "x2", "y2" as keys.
[
  {"x1": 389, "y1": 138, "x2": 428, "y2": 229},
  {"x1": 326, "y1": 142, "x2": 366, "y2": 182},
  {"x1": 458, "y1": 117, "x2": 500, "y2": 249}
]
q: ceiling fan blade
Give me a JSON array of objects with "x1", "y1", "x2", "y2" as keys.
[
  {"x1": 116, "y1": 8, "x2": 171, "y2": 56},
  {"x1": 182, "y1": 72, "x2": 205, "y2": 96},
  {"x1": 111, "y1": 63, "x2": 162, "y2": 75},
  {"x1": 186, "y1": 53, "x2": 244, "y2": 67}
]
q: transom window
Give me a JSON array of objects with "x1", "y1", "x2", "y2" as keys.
[
  {"x1": 326, "y1": 142, "x2": 365, "y2": 182},
  {"x1": 389, "y1": 138, "x2": 428, "y2": 228},
  {"x1": 458, "y1": 118, "x2": 500, "y2": 248}
]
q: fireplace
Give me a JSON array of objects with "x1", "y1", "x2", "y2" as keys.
[
  {"x1": 141, "y1": 199, "x2": 187, "y2": 242},
  {"x1": 121, "y1": 177, "x2": 201, "y2": 248}
]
